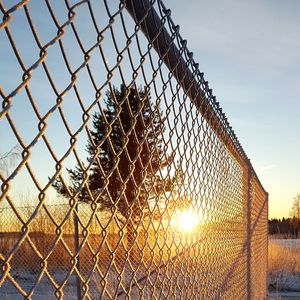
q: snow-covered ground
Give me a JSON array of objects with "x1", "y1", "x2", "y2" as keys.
[
  {"x1": 269, "y1": 291, "x2": 300, "y2": 299},
  {"x1": 270, "y1": 239, "x2": 300, "y2": 249},
  {"x1": 0, "y1": 265, "x2": 184, "y2": 299},
  {"x1": 268, "y1": 238, "x2": 300, "y2": 298},
  {"x1": 0, "y1": 272, "x2": 78, "y2": 299}
]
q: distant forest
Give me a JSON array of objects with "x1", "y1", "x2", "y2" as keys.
[{"x1": 269, "y1": 217, "x2": 300, "y2": 238}]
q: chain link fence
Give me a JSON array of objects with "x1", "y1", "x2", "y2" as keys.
[{"x1": 0, "y1": 0, "x2": 268, "y2": 299}]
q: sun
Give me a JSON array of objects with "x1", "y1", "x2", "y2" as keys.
[{"x1": 171, "y1": 209, "x2": 200, "y2": 233}]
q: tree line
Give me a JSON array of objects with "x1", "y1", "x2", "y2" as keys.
[
  {"x1": 269, "y1": 194, "x2": 300, "y2": 237},
  {"x1": 269, "y1": 217, "x2": 300, "y2": 237}
]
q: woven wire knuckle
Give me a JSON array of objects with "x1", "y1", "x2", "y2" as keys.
[{"x1": 0, "y1": 0, "x2": 268, "y2": 299}]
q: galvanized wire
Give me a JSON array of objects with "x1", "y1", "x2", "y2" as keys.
[{"x1": 0, "y1": 0, "x2": 268, "y2": 299}]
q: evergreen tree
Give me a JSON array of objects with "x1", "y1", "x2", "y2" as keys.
[{"x1": 53, "y1": 84, "x2": 174, "y2": 248}]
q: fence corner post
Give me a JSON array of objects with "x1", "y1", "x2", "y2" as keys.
[
  {"x1": 246, "y1": 158, "x2": 252, "y2": 300},
  {"x1": 74, "y1": 203, "x2": 82, "y2": 300}
]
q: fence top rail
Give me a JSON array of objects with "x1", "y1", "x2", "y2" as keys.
[{"x1": 125, "y1": 0, "x2": 252, "y2": 168}]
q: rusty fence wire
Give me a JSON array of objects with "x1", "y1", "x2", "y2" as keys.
[{"x1": 0, "y1": 0, "x2": 268, "y2": 299}]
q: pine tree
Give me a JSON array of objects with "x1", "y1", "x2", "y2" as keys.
[{"x1": 53, "y1": 84, "x2": 174, "y2": 250}]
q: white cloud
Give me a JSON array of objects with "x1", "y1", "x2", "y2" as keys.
[{"x1": 258, "y1": 164, "x2": 277, "y2": 172}]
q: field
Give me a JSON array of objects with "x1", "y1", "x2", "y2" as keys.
[
  {"x1": 0, "y1": 226, "x2": 251, "y2": 299},
  {"x1": 268, "y1": 238, "x2": 300, "y2": 296},
  {"x1": 0, "y1": 204, "x2": 265, "y2": 299}
]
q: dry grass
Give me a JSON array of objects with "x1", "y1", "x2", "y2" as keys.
[
  {"x1": 268, "y1": 240, "x2": 300, "y2": 291},
  {"x1": 0, "y1": 228, "x2": 173, "y2": 276}
]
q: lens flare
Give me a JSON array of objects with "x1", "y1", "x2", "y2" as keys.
[{"x1": 171, "y1": 209, "x2": 199, "y2": 232}]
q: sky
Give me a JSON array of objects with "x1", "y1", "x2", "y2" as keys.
[
  {"x1": 166, "y1": 0, "x2": 300, "y2": 218},
  {"x1": 1, "y1": 0, "x2": 299, "y2": 219}
]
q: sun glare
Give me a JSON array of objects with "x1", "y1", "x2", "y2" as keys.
[{"x1": 171, "y1": 209, "x2": 200, "y2": 233}]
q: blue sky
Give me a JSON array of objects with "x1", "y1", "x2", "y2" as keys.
[{"x1": 166, "y1": 0, "x2": 300, "y2": 218}]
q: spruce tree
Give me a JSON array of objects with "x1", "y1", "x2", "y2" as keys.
[{"x1": 53, "y1": 84, "x2": 174, "y2": 251}]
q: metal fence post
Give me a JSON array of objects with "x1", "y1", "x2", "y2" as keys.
[
  {"x1": 266, "y1": 192, "x2": 269, "y2": 299},
  {"x1": 74, "y1": 204, "x2": 81, "y2": 300},
  {"x1": 246, "y1": 159, "x2": 252, "y2": 300}
]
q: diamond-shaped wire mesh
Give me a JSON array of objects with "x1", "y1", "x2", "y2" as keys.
[{"x1": 0, "y1": 0, "x2": 268, "y2": 299}]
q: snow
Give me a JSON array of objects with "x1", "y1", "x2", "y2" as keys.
[{"x1": 268, "y1": 238, "x2": 300, "y2": 298}]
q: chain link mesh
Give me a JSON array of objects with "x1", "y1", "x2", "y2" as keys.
[{"x1": 0, "y1": 0, "x2": 268, "y2": 299}]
